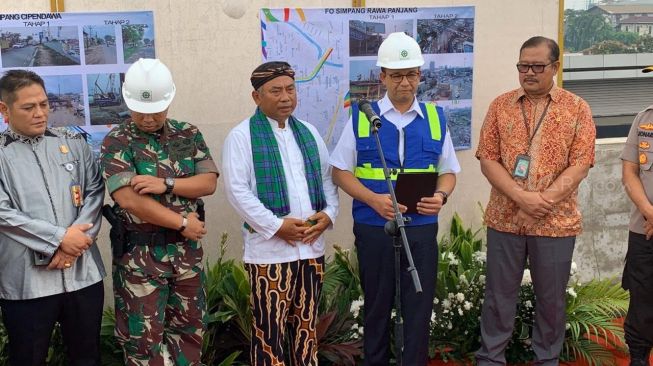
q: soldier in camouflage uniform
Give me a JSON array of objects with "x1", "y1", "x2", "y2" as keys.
[{"x1": 100, "y1": 58, "x2": 218, "y2": 366}]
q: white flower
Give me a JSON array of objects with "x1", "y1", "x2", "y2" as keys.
[
  {"x1": 442, "y1": 299, "x2": 451, "y2": 309},
  {"x1": 350, "y1": 299, "x2": 364, "y2": 318},
  {"x1": 459, "y1": 273, "x2": 468, "y2": 285},
  {"x1": 458, "y1": 308, "x2": 464, "y2": 316},
  {"x1": 525, "y1": 300, "x2": 533, "y2": 308},
  {"x1": 567, "y1": 287, "x2": 577, "y2": 298},
  {"x1": 447, "y1": 252, "x2": 456, "y2": 261},
  {"x1": 450, "y1": 258, "x2": 459, "y2": 266},
  {"x1": 472, "y1": 251, "x2": 487, "y2": 263},
  {"x1": 570, "y1": 262, "x2": 577, "y2": 274},
  {"x1": 447, "y1": 321, "x2": 453, "y2": 330},
  {"x1": 351, "y1": 323, "x2": 359, "y2": 331},
  {"x1": 455, "y1": 292, "x2": 465, "y2": 302},
  {"x1": 448, "y1": 292, "x2": 455, "y2": 300},
  {"x1": 479, "y1": 275, "x2": 486, "y2": 283},
  {"x1": 463, "y1": 301, "x2": 472, "y2": 310},
  {"x1": 521, "y1": 269, "x2": 532, "y2": 285},
  {"x1": 431, "y1": 312, "x2": 437, "y2": 323},
  {"x1": 566, "y1": 322, "x2": 571, "y2": 330}
]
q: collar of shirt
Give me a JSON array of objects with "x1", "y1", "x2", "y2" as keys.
[
  {"x1": 130, "y1": 119, "x2": 171, "y2": 142},
  {"x1": 514, "y1": 84, "x2": 562, "y2": 105},
  {"x1": 266, "y1": 116, "x2": 289, "y2": 130},
  {"x1": 377, "y1": 93, "x2": 424, "y2": 129},
  {"x1": 4, "y1": 126, "x2": 43, "y2": 145}
]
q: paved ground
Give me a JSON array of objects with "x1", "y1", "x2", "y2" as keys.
[
  {"x1": 1, "y1": 45, "x2": 36, "y2": 67},
  {"x1": 85, "y1": 44, "x2": 117, "y2": 64}
]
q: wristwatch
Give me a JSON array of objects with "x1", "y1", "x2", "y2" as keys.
[
  {"x1": 178, "y1": 217, "x2": 188, "y2": 232},
  {"x1": 435, "y1": 190, "x2": 449, "y2": 205},
  {"x1": 164, "y1": 177, "x2": 175, "y2": 194}
]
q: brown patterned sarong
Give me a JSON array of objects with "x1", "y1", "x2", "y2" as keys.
[{"x1": 246, "y1": 257, "x2": 324, "y2": 365}]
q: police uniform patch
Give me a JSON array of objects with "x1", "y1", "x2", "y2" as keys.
[
  {"x1": 640, "y1": 123, "x2": 653, "y2": 131},
  {"x1": 640, "y1": 141, "x2": 651, "y2": 150},
  {"x1": 640, "y1": 152, "x2": 648, "y2": 164}
]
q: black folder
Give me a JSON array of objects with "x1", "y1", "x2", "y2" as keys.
[{"x1": 395, "y1": 172, "x2": 439, "y2": 214}]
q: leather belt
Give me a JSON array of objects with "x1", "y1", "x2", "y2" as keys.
[{"x1": 127, "y1": 230, "x2": 184, "y2": 246}]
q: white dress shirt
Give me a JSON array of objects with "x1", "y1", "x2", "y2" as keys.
[
  {"x1": 330, "y1": 94, "x2": 461, "y2": 174},
  {"x1": 222, "y1": 116, "x2": 339, "y2": 264}
]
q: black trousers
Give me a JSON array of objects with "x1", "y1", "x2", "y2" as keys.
[
  {"x1": 623, "y1": 231, "x2": 653, "y2": 357},
  {"x1": 354, "y1": 222, "x2": 438, "y2": 366},
  {"x1": 0, "y1": 281, "x2": 104, "y2": 366}
]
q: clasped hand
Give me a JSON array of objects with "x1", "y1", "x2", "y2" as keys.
[{"x1": 275, "y1": 212, "x2": 331, "y2": 245}]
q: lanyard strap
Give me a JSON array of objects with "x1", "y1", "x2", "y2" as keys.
[{"x1": 520, "y1": 97, "x2": 552, "y2": 151}]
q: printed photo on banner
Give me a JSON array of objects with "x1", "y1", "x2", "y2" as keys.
[
  {"x1": 0, "y1": 26, "x2": 80, "y2": 67},
  {"x1": 83, "y1": 25, "x2": 117, "y2": 65},
  {"x1": 122, "y1": 23, "x2": 154, "y2": 63},
  {"x1": 87, "y1": 72, "x2": 128, "y2": 125},
  {"x1": 42, "y1": 74, "x2": 85, "y2": 127}
]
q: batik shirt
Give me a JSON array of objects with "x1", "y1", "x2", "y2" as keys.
[{"x1": 476, "y1": 86, "x2": 596, "y2": 237}]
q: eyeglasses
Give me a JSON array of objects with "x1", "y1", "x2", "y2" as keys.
[
  {"x1": 386, "y1": 72, "x2": 420, "y2": 83},
  {"x1": 516, "y1": 62, "x2": 553, "y2": 73}
]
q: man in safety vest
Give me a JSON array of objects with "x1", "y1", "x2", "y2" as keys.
[{"x1": 330, "y1": 32, "x2": 460, "y2": 365}]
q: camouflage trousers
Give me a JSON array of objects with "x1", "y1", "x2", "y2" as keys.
[
  {"x1": 113, "y1": 263, "x2": 207, "y2": 366},
  {"x1": 246, "y1": 257, "x2": 324, "y2": 366}
]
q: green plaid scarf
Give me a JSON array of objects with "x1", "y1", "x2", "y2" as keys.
[{"x1": 249, "y1": 108, "x2": 326, "y2": 217}]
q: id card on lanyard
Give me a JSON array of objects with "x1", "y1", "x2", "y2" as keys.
[{"x1": 512, "y1": 98, "x2": 551, "y2": 180}]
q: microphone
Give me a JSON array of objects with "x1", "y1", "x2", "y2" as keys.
[{"x1": 358, "y1": 100, "x2": 382, "y2": 130}]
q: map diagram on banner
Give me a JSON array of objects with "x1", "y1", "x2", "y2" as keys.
[
  {"x1": 261, "y1": 6, "x2": 475, "y2": 150},
  {"x1": 262, "y1": 15, "x2": 347, "y2": 148}
]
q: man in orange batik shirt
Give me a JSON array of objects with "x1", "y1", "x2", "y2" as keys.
[{"x1": 475, "y1": 36, "x2": 596, "y2": 366}]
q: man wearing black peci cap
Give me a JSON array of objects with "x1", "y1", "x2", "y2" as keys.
[{"x1": 222, "y1": 61, "x2": 339, "y2": 365}]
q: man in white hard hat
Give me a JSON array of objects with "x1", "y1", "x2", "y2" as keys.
[
  {"x1": 100, "y1": 58, "x2": 218, "y2": 366},
  {"x1": 330, "y1": 32, "x2": 460, "y2": 365},
  {"x1": 0, "y1": 69, "x2": 105, "y2": 366}
]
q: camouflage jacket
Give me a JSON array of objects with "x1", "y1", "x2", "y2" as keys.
[{"x1": 100, "y1": 119, "x2": 218, "y2": 275}]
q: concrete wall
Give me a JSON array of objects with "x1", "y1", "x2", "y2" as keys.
[
  {"x1": 5, "y1": 0, "x2": 570, "y2": 305},
  {"x1": 576, "y1": 140, "x2": 630, "y2": 282}
]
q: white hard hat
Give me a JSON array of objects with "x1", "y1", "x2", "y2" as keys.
[
  {"x1": 376, "y1": 32, "x2": 424, "y2": 69},
  {"x1": 122, "y1": 58, "x2": 176, "y2": 114}
]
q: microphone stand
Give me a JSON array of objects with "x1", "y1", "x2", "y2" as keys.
[{"x1": 370, "y1": 119, "x2": 422, "y2": 366}]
